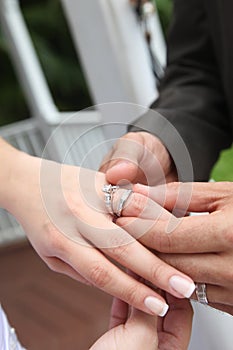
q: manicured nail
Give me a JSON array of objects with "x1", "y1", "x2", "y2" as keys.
[
  {"x1": 169, "y1": 275, "x2": 196, "y2": 298},
  {"x1": 144, "y1": 296, "x2": 169, "y2": 317}
]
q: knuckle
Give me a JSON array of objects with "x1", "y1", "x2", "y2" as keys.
[
  {"x1": 46, "y1": 259, "x2": 60, "y2": 273},
  {"x1": 166, "y1": 181, "x2": 182, "y2": 190},
  {"x1": 150, "y1": 263, "x2": 167, "y2": 283},
  {"x1": 89, "y1": 263, "x2": 112, "y2": 288},
  {"x1": 113, "y1": 132, "x2": 141, "y2": 153},
  {"x1": 221, "y1": 264, "x2": 233, "y2": 284},
  {"x1": 124, "y1": 132, "x2": 140, "y2": 141},
  {"x1": 223, "y1": 230, "x2": 233, "y2": 245},
  {"x1": 221, "y1": 217, "x2": 232, "y2": 246},
  {"x1": 108, "y1": 244, "x2": 129, "y2": 263},
  {"x1": 63, "y1": 193, "x2": 82, "y2": 217},
  {"x1": 152, "y1": 231, "x2": 172, "y2": 253},
  {"x1": 208, "y1": 182, "x2": 232, "y2": 209},
  {"x1": 131, "y1": 194, "x2": 148, "y2": 216},
  {"x1": 225, "y1": 272, "x2": 233, "y2": 285},
  {"x1": 123, "y1": 283, "x2": 140, "y2": 305},
  {"x1": 215, "y1": 181, "x2": 232, "y2": 194},
  {"x1": 43, "y1": 222, "x2": 67, "y2": 256}
]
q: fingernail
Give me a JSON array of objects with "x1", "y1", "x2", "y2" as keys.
[
  {"x1": 169, "y1": 275, "x2": 195, "y2": 298},
  {"x1": 144, "y1": 296, "x2": 169, "y2": 317}
]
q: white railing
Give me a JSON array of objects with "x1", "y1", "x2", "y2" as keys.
[
  {"x1": 0, "y1": 0, "x2": 165, "y2": 243},
  {"x1": 0, "y1": 119, "x2": 44, "y2": 245}
]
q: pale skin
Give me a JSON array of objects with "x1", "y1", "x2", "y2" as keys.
[
  {"x1": 100, "y1": 130, "x2": 233, "y2": 315},
  {"x1": 91, "y1": 295, "x2": 193, "y2": 350},
  {"x1": 100, "y1": 131, "x2": 177, "y2": 186},
  {"x1": 125, "y1": 181, "x2": 233, "y2": 316},
  {"x1": 0, "y1": 137, "x2": 195, "y2": 318}
]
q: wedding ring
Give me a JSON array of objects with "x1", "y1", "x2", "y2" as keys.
[
  {"x1": 195, "y1": 283, "x2": 208, "y2": 305},
  {"x1": 102, "y1": 184, "x2": 133, "y2": 217},
  {"x1": 102, "y1": 184, "x2": 119, "y2": 215},
  {"x1": 116, "y1": 189, "x2": 133, "y2": 217}
]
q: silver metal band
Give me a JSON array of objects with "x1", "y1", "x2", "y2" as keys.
[
  {"x1": 195, "y1": 283, "x2": 208, "y2": 305},
  {"x1": 116, "y1": 189, "x2": 133, "y2": 217},
  {"x1": 102, "y1": 184, "x2": 119, "y2": 215},
  {"x1": 102, "y1": 184, "x2": 133, "y2": 217}
]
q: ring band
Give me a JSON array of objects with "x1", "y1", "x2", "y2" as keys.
[
  {"x1": 102, "y1": 184, "x2": 119, "y2": 215},
  {"x1": 102, "y1": 184, "x2": 133, "y2": 217},
  {"x1": 195, "y1": 283, "x2": 208, "y2": 305},
  {"x1": 116, "y1": 189, "x2": 133, "y2": 217}
]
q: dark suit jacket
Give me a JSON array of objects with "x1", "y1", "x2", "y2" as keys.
[{"x1": 131, "y1": 0, "x2": 233, "y2": 181}]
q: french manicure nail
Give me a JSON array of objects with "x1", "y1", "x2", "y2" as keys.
[
  {"x1": 169, "y1": 275, "x2": 196, "y2": 298},
  {"x1": 144, "y1": 296, "x2": 169, "y2": 317}
]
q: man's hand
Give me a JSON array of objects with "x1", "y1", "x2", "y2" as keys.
[
  {"x1": 118, "y1": 181, "x2": 233, "y2": 315},
  {"x1": 99, "y1": 132, "x2": 177, "y2": 186},
  {"x1": 91, "y1": 295, "x2": 193, "y2": 350}
]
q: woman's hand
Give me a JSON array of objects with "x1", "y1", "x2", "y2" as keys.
[
  {"x1": 0, "y1": 139, "x2": 195, "y2": 316},
  {"x1": 118, "y1": 181, "x2": 233, "y2": 315},
  {"x1": 91, "y1": 294, "x2": 193, "y2": 350}
]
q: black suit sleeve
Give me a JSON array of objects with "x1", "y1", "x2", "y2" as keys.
[{"x1": 130, "y1": 0, "x2": 232, "y2": 181}]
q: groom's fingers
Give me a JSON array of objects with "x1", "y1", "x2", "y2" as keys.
[
  {"x1": 109, "y1": 298, "x2": 129, "y2": 329},
  {"x1": 208, "y1": 303, "x2": 233, "y2": 316},
  {"x1": 99, "y1": 133, "x2": 145, "y2": 184},
  {"x1": 119, "y1": 192, "x2": 172, "y2": 221},
  {"x1": 117, "y1": 213, "x2": 224, "y2": 253},
  {"x1": 130, "y1": 307, "x2": 158, "y2": 334},
  {"x1": 159, "y1": 295, "x2": 193, "y2": 349},
  {"x1": 134, "y1": 181, "x2": 230, "y2": 213},
  {"x1": 157, "y1": 253, "x2": 224, "y2": 286}
]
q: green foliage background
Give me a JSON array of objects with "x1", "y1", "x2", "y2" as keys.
[
  {"x1": 0, "y1": 0, "x2": 232, "y2": 179},
  {"x1": 155, "y1": 0, "x2": 173, "y2": 36},
  {"x1": 0, "y1": 0, "x2": 92, "y2": 127},
  {"x1": 155, "y1": 0, "x2": 232, "y2": 181},
  {"x1": 0, "y1": 0, "x2": 173, "y2": 128},
  {"x1": 211, "y1": 147, "x2": 233, "y2": 181}
]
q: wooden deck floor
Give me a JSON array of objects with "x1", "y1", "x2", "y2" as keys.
[{"x1": 0, "y1": 241, "x2": 112, "y2": 350}]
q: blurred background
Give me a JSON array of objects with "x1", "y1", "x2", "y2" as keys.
[
  {"x1": 0, "y1": 0, "x2": 172, "y2": 127},
  {"x1": 0, "y1": 0, "x2": 231, "y2": 179},
  {"x1": 0, "y1": 0, "x2": 92, "y2": 126},
  {"x1": 0, "y1": 1, "x2": 232, "y2": 348},
  {"x1": 0, "y1": 2, "x2": 176, "y2": 349}
]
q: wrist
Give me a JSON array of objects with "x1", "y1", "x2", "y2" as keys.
[
  {"x1": 0, "y1": 139, "x2": 36, "y2": 213},
  {"x1": 0, "y1": 139, "x2": 19, "y2": 209}
]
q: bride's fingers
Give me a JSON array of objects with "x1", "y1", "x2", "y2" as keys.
[
  {"x1": 158, "y1": 295, "x2": 193, "y2": 349},
  {"x1": 58, "y1": 237, "x2": 171, "y2": 317},
  {"x1": 117, "y1": 215, "x2": 223, "y2": 253},
  {"x1": 102, "y1": 236, "x2": 195, "y2": 300},
  {"x1": 44, "y1": 256, "x2": 90, "y2": 285},
  {"x1": 77, "y1": 211, "x2": 195, "y2": 301}
]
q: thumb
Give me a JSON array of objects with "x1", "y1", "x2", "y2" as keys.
[
  {"x1": 100, "y1": 134, "x2": 146, "y2": 184},
  {"x1": 106, "y1": 161, "x2": 142, "y2": 185}
]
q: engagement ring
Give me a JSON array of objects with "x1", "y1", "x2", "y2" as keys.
[{"x1": 102, "y1": 184, "x2": 133, "y2": 217}]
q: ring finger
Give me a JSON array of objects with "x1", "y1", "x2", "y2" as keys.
[{"x1": 192, "y1": 284, "x2": 233, "y2": 306}]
